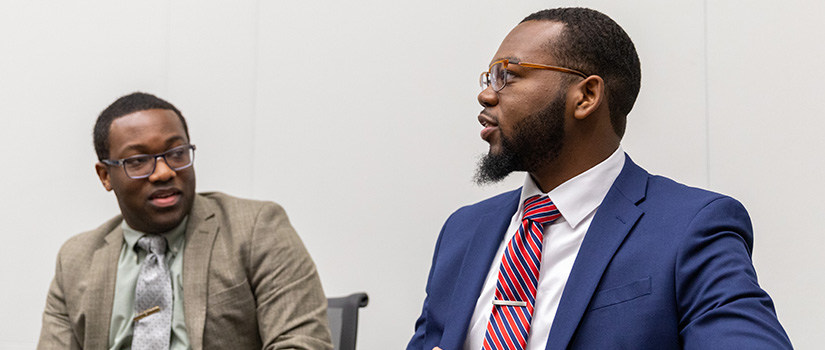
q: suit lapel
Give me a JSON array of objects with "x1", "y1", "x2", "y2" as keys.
[
  {"x1": 545, "y1": 155, "x2": 648, "y2": 349},
  {"x1": 182, "y1": 195, "x2": 218, "y2": 350},
  {"x1": 82, "y1": 223, "x2": 122, "y2": 348},
  {"x1": 439, "y1": 190, "x2": 520, "y2": 350}
]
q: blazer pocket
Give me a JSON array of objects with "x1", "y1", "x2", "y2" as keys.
[
  {"x1": 205, "y1": 278, "x2": 260, "y2": 348},
  {"x1": 590, "y1": 276, "x2": 651, "y2": 310},
  {"x1": 209, "y1": 278, "x2": 254, "y2": 307}
]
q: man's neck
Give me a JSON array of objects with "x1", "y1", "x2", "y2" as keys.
[{"x1": 529, "y1": 145, "x2": 621, "y2": 193}]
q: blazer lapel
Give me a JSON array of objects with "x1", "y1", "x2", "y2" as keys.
[
  {"x1": 545, "y1": 155, "x2": 648, "y2": 349},
  {"x1": 439, "y1": 190, "x2": 520, "y2": 350},
  {"x1": 181, "y1": 195, "x2": 219, "y2": 350},
  {"x1": 82, "y1": 223, "x2": 122, "y2": 348}
]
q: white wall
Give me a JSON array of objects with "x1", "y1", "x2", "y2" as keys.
[{"x1": 1, "y1": 1, "x2": 822, "y2": 348}]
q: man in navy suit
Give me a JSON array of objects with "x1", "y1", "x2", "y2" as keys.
[{"x1": 408, "y1": 7, "x2": 792, "y2": 350}]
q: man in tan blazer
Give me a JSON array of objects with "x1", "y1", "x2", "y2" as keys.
[{"x1": 38, "y1": 92, "x2": 332, "y2": 349}]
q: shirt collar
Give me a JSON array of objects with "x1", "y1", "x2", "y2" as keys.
[
  {"x1": 121, "y1": 216, "x2": 189, "y2": 257},
  {"x1": 519, "y1": 146, "x2": 625, "y2": 229}
]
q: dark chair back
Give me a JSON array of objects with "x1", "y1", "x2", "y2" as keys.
[{"x1": 327, "y1": 292, "x2": 369, "y2": 350}]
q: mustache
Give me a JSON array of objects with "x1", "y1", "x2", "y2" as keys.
[{"x1": 479, "y1": 110, "x2": 499, "y2": 123}]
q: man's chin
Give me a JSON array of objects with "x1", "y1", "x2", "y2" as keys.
[
  {"x1": 474, "y1": 152, "x2": 518, "y2": 185},
  {"x1": 148, "y1": 219, "x2": 184, "y2": 234},
  {"x1": 130, "y1": 211, "x2": 187, "y2": 234}
]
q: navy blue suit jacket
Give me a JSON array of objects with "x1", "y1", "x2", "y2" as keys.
[{"x1": 408, "y1": 155, "x2": 791, "y2": 349}]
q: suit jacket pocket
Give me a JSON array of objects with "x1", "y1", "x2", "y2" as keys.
[
  {"x1": 209, "y1": 278, "x2": 254, "y2": 307},
  {"x1": 590, "y1": 276, "x2": 651, "y2": 310},
  {"x1": 204, "y1": 278, "x2": 261, "y2": 348}
]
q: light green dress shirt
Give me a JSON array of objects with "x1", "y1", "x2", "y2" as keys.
[{"x1": 108, "y1": 218, "x2": 191, "y2": 350}]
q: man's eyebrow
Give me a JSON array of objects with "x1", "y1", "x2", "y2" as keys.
[
  {"x1": 503, "y1": 56, "x2": 521, "y2": 63},
  {"x1": 164, "y1": 135, "x2": 187, "y2": 145},
  {"x1": 489, "y1": 56, "x2": 522, "y2": 67},
  {"x1": 120, "y1": 144, "x2": 148, "y2": 154},
  {"x1": 119, "y1": 135, "x2": 188, "y2": 154}
]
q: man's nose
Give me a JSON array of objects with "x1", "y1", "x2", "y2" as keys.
[
  {"x1": 148, "y1": 156, "x2": 176, "y2": 182},
  {"x1": 478, "y1": 85, "x2": 499, "y2": 107}
]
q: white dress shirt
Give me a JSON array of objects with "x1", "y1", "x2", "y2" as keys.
[{"x1": 463, "y1": 147, "x2": 625, "y2": 350}]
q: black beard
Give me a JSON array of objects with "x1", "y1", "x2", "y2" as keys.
[{"x1": 474, "y1": 93, "x2": 566, "y2": 185}]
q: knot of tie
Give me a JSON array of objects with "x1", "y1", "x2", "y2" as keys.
[
  {"x1": 137, "y1": 235, "x2": 168, "y2": 256},
  {"x1": 523, "y1": 195, "x2": 561, "y2": 225}
]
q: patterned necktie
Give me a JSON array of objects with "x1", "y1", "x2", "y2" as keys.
[
  {"x1": 132, "y1": 235, "x2": 173, "y2": 350},
  {"x1": 482, "y1": 195, "x2": 561, "y2": 350}
]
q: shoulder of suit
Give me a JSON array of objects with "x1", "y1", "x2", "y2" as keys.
[
  {"x1": 465, "y1": 188, "x2": 520, "y2": 209},
  {"x1": 196, "y1": 191, "x2": 281, "y2": 208},
  {"x1": 644, "y1": 174, "x2": 743, "y2": 210},
  {"x1": 194, "y1": 191, "x2": 287, "y2": 219},
  {"x1": 58, "y1": 214, "x2": 122, "y2": 256},
  {"x1": 449, "y1": 188, "x2": 521, "y2": 219}
]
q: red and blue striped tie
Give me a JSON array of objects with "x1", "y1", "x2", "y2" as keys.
[{"x1": 482, "y1": 195, "x2": 561, "y2": 350}]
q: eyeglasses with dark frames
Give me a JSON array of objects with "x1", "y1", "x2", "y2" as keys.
[
  {"x1": 480, "y1": 59, "x2": 588, "y2": 92},
  {"x1": 102, "y1": 144, "x2": 196, "y2": 179}
]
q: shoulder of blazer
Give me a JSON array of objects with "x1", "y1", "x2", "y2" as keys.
[
  {"x1": 58, "y1": 214, "x2": 123, "y2": 258},
  {"x1": 448, "y1": 188, "x2": 522, "y2": 223}
]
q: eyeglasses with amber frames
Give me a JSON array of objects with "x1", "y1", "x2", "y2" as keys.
[
  {"x1": 480, "y1": 59, "x2": 588, "y2": 92},
  {"x1": 102, "y1": 144, "x2": 196, "y2": 179}
]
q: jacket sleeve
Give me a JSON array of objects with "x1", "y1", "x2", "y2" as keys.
[
  {"x1": 408, "y1": 214, "x2": 451, "y2": 350},
  {"x1": 249, "y1": 202, "x2": 334, "y2": 350},
  {"x1": 38, "y1": 247, "x2": 82, "y2": 350},
  {"x1": 676, "y1": 196, "x2": 792, "y2": 349}
]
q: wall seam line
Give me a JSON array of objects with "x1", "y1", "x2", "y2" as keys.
[
  {"x1": 703, "y1": 0, "x2": 711, "y2": 188},
  {"x1": 250, "y1": 0, "x2": 261, "y2": 195}
]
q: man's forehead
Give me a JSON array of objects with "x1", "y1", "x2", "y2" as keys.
[
  {"x1": 108, "y1": 109, "x2": 188, "y2": 152},
  {"x1": 110, "y1": 109, "x2": 183, "y2": 131},
  {"x1": 491, "y1": 20, "x2": 565, "y2": 64}
]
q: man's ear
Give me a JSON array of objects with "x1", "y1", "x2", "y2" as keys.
[
  {"x1": 95, "y1": 162, "x2": 113, "y2": 191},
  {"x1": 571, "y1": 75, "x2": 605, "y2": 120}
]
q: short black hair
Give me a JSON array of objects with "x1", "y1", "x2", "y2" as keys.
[
  {"x1": 93, "y1": 92, "x2": 189, "y2": 161},
  {"x1": 522, "y1": 7, "x2": 641, "y2": 137}
]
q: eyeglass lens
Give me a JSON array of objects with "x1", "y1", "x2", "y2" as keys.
[
  {"x1": 489, "y1": 61, "x2": 505, "y2": 91},
  {"x1": 123, "y1": 146, "x2": 194, "y2": 178}
]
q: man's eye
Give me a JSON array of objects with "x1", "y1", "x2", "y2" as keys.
[{"x1": 124, "y1": 157, "x2": 150, "y2": 166}]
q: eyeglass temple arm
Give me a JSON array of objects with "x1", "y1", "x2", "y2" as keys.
[{"x1": 517, "y1": 62, "x2": 589, "y2": 79}]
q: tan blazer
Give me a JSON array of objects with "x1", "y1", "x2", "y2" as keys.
[{"x1": 38, "y1": 192, "x2": 332, "y2": 350}]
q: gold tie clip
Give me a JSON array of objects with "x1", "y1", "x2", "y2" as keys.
[{"x1": 133, "y1": 306, "x2": 161, "y2": 322}]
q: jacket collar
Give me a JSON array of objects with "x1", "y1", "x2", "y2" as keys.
[
  {"x1": 544, "y1": 154, "x2": 648, "y2": 349},
  {"x1": 181, "y1": 194, "x2": 219, "y2": 350},
  {"x1": 438, "y1": 153, "x2": 649, "y2": 350},
  {"x1": 439, "y1": 189, "x2": 521, "y2": 349},
  {"x1": 84, "y1": 194, "x2": 219, "y2": 348},
  {"x1": 84, "y1": 217, "x2": 124, "y2": 348}
]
